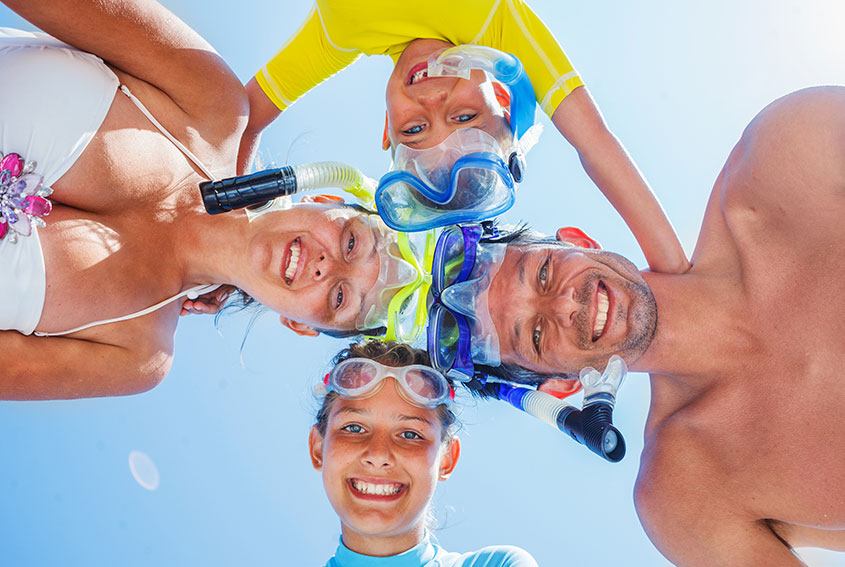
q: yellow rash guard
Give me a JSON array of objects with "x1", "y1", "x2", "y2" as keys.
[{"x1": 255, "y1": 0, "x2": 584, "y2": 118}]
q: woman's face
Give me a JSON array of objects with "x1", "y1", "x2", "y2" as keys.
[
  {"x1": 240, "y1": 203, "x2": 384, "y2": 333},
  {"x1": 309, "y1": 378, "x2": 459, "y2": 551},
  {"x1": 385, "y1": 39, "x2": 508, "y2": 150}
]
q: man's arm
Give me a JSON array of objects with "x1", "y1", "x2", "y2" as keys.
[
  {"x1": 552, "y1": 87, "x2": 690, "y2": 274},
  {"x1": 1, "y1": 329, "x2": 172, "y2": 400},
  {"x1": 2, "y1": 0, "x2": 247, "y2": 142}
]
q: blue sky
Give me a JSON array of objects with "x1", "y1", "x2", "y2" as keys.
[{"x1": 1, "y1": 1, "x2": 843, "y2": 565}]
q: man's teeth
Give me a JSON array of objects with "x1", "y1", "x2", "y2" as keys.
[
  {"x1": 351, "y1": 479, "x2": 403, "y2": 496},
  {"x1": 594, "y1": 286, "x2": 609, "y2": 340},
  {"x1": 285, "y1": 240, "x2": 300, "y2": 282},
  {"x1": 410, "y1": 69, "x2": 427, "y2": 84}
]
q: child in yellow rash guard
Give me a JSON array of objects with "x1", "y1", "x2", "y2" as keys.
[
  {"x1": 255, "y1": 0, "x2": 582, "y2": 120},
  {"x1": 241, "y1": 0, "x2": 691, "y2": 275}
]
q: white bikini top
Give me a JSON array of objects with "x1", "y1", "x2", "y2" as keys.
[{"x1": 33, "y1": 84, "x2": 222, "y2": 337}]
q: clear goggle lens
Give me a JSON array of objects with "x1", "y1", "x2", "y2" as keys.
[{"x1": 326, "y1": 358, "x2": 453, "y2": 408}]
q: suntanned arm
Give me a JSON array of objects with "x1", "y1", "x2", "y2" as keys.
[
  {"x1": 238, "y1": 78, "x2": 282, "y2": 174},
  {"x1": 552, "y1": 86, "x2": 690, "y2": 274},
  {"x1": 2, "y1": 0, "x2": 247, "y2": 143},
  {"x1": 0, "y1": 330, "x2": 172, "y2": 400}
]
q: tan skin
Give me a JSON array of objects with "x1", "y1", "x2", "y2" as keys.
[
  {"x1": 0, "y1": 1, "x2": 381, "y2": 400},
  {"x1": 309, "y1": 378, "x2": 460, "y2": 557},
  {"x1": 487, "y1": 87, "x2": 845, "y2": 565},
  {"x1": 241, "y1": 37, "x2": 690, "y2": 275}
]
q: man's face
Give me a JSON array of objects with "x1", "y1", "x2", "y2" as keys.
[
  {"x1": 487, "y1": 243, "x2": 657, "y2": 374},
  {"x1": 385, "y1": 39, "x2": 509, "y2": 150}
]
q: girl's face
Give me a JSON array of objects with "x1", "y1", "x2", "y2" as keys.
[{"x1": 309, "y1": 378, "x2": 460, "y2": 555}]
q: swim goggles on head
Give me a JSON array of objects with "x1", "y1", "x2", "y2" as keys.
[
  {"x1": 426, "y1": 224, "x2": 506, "y2": 382},
  {"x1": 375, "y1": 46, "x2": 541, "y2": 232},
  {"x1": 357, "y1": 226, "x2": 436, "y2": 343},
  {"x1": 324, "y1": 358, "x2": 454, "y2": 409}
]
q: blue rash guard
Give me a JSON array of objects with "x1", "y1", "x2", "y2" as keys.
[{"x1": 323, "y1": 532, "x2": 538, "y2": 567}]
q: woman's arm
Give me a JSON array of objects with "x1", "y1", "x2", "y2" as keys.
[
  {"x1": 2, "y1": 0, "x2": 247, "y2": 142},
  {"x1": 0, "y1": 330, "x2": 171, "y2": 400},
  {"x1": 552, "y1": 87, "x2": 691, "y2": 274}
]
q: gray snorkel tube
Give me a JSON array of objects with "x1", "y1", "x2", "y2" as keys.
[
  {"x1": 470, "y1": 355, "x2": 628, "y2": 462},
  {"x1": 199, "y1": 161, "x2": 376, "y2": 214}
]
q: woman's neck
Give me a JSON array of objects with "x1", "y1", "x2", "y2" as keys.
[{"x1": 340, "y1": 522, "x2": 426, "y2": 558}]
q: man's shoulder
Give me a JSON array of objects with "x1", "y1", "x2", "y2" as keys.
[{"x1": 728, "y1": 87, "x2": 845, "y2": 207}]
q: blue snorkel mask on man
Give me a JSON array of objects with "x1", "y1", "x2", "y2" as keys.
[
  {"x1": 376, "y1": 46, "x2": 542, "y2": 232},
  {"x1": 426, "y1": 223, "x2": 629, "y2": 463}
]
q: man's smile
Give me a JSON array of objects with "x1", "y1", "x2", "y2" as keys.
[{"x1": 593, "y1": 280, "x2": 610, "y2": 342}]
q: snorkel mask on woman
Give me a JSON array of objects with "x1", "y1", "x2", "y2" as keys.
[{"x1": 376, "y1": 46, "x2": 542, "y2": 232}]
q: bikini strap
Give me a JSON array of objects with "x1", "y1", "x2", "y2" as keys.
[
  {"x1": 34, "y1": 284, "x2": 222, "y2": 337},
  {"x1": 118, "y1": 85, "x2": 218, "y2": 181}
]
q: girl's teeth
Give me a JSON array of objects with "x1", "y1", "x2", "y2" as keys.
[
  {"x1": 285, "y1": 240, "x2": 300, "y2": 282},
  {"x1": 351, "y1": 479, "x2": 403, "y2": 496}
]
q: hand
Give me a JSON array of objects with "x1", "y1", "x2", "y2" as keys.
[{"x1": 180, "y1": 285, "x2": 236, "y2": 316}]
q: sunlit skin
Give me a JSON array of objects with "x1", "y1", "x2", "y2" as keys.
[
  {"x1": 309, "y1": 378, "x2": 459, "y2": 557},
  {"x1": 384, "y1": 38, "x2": 510, "y2": 150},
  {"x1": 487, "y1": 242, "x2": 657, "y2": 375},
  {"x1": 235, "y1": 204, "x2": 382, "y2": 333}
]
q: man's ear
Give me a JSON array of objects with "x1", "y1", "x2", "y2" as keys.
[
  {"x1": 280, "y1": 316, "x2": 320, "y2": 337},
  {"x1": 382, "y1": 110, "x2": 391, "y2": 151},
  {"x1": 308, "y1": 426, "x2": 324, "y2": 471},
  {"x1": 538, "y1": 378, "x2": 582, "y2": 399},
  {"x1": 556, "y1": 227, "x2": 602, "y2": 250},
  {"x1": 438, "y1": 437, "x2": 461, "y2": 481}
]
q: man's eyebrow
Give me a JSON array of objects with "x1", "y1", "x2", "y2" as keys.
[{"x1": 512, "y1": 321, "x2": 522, "y2": 360}]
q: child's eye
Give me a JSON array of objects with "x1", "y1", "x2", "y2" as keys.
[
  {"x1": 400, "y1": 430, "x2": 423, "y2": 440},
  {"x1": 455, "y1": 113, "x2": 476, "y2": 123},
  {"x1": 335, "y1": 287, "x2": 344, "y2": 309},
  {"x1": 403, "y1": 124, "x2": 424, "y2": 135},
  {"x1": 342, "y1": 424, "x2": 365, "y2": 434}
]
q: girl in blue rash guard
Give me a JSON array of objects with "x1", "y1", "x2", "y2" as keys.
[{"x1": 310, "y1": 340, "x2": 538, "y2": 567}]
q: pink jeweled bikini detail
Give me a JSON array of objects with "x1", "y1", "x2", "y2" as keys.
[{"x1": 0, "y1": 152, "x2": 52, "y2": 243}]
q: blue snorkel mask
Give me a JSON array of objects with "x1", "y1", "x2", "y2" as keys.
[
  {"x1": 426, "y1": 223, "x2": 629, "y2": 463},
  {"x1": 376, "y1": 46, "x2": 542, "y2": 232}
]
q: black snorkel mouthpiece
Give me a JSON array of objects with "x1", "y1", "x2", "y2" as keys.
[
  {"x1": 200, "y1": 166, "x2": 298, "y2": 214},
  {"x1": 470, "y1": 355, "x2": 628, "y2": 463}
]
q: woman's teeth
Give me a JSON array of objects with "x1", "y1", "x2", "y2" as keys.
[
  {"x1": 593, "y1": 284, "x2": 609, "y2": 341},
  {"x1": 351, "y1": 479, "x2": 403, "y2": 496},
  {"x1": 285, "y1": 239, "x2": 300, "y2": 284}
]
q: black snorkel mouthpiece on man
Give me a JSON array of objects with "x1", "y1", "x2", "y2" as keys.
[
  {"x1": 199, "y1": 162, "x2": 378, "y2": 215},
  {"x1": 468, "y1": 355, "x2": 628, "y2": 463}
]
